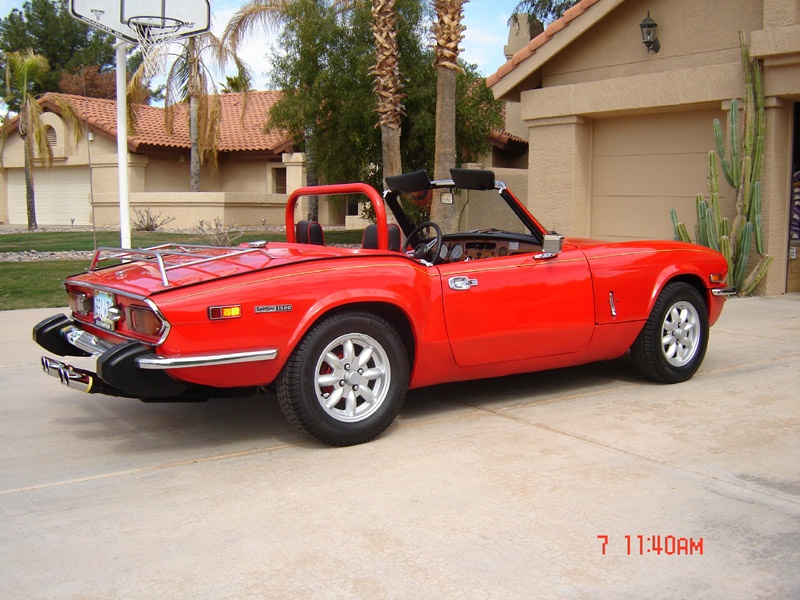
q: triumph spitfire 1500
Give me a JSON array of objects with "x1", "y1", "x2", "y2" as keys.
[{"x1": 33, "y1": 169, "x2": 735, "y2": 446}]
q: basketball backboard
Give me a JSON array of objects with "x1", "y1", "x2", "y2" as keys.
[{"x1": 70, "y1": 0, "x2": 211, "y2": 44}]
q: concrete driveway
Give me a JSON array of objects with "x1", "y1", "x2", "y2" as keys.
[{"x1": 1, "y1": 296, "x2": 798, "y2": 599}]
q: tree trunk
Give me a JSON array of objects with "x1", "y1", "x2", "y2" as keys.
[
  {"x1": 305, "y1": 127, "x2": 318, "y2": 221},
  {"x1": 189, "y1": 37, "x2": 201, "y2": 192},
  {"x1": 371, "y1": 0, "x2": 404, "y2": 187},
  {"x1": 190, "y1": 93, "x2": 200, "y2": 192},
  {"x1": 381, "y1": 124, "x2": 402, "y2": 179},
  {"x1": 22, "y1": 111, "x2": 37, "y2": 230},
  {"x1": 24, "y1": 152, "x2": 37, "y2": 230},
  {"x1": 430, "y1": 65, "x2": 458, "y2": 230},
  {"x1": 430, "y1": 0, "x2": 466, "y2": 229}
]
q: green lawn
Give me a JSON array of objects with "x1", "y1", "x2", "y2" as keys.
[
  {"x1": 0, "y1": 229, "x2": 366, "y2": 310},
  {"x1": 0, "y1": 260, "x2": 86, "y2": 311},
  {"x1": 0, "y1": 229, "x2": 364, "y2": 253}
]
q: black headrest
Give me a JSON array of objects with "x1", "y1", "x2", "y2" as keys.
[
  {"x1": 295, "y1": 220, "x2": 310, "y2": 244},
  {"x1": 450, "y1": 168, "x2": 496, "y2": 190},
  {"x1": 385, "y1": 170, "x2": 432, "y2": 194},
  {"x1": 307, "y1": 221, "x2": 324, "y2": 245}
]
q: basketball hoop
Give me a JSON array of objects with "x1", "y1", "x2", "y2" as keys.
[
  {"x1": 69, "y1": 1, "x2": 211, "y2": 78},
  {"x1": 129, "y1": 16, "x2": 186, "y2": 78}
]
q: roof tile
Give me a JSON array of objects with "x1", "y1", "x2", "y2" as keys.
[{"x1": 38, "y1": 91, "x2": 291, "y2": 155}]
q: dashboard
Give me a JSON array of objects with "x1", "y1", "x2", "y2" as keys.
[{"x1": 437, "y1": 234, "x2": 543, "y2": 263}]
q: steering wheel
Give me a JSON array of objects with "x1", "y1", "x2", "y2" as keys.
[{"x1": 403, "y1": 221, "x2": 443, "y2": 264}]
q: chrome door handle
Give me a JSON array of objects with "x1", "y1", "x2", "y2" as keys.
[{"x1": 448, "y1": 276, "x2": 478, "y2": 290}]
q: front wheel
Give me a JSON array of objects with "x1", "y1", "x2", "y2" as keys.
[
  {"x1": 276, "y1": 311, "x2": 409, "y2": 446},
  {"x1": 631, "y1": 282, "x2": 709, "y2": 383}
]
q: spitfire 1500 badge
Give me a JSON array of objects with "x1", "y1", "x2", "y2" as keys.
[{"x1": 255, "y1": 304, "x2": 293, "y2": 313}]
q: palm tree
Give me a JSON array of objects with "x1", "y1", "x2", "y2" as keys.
[
  {"x1": 221, "y1": 72, "x2": 252, "y2": 94},
  {"x1": 371, "y1": 0, "x2": 404, "y2": 180},
  {"x1": 2, "y1": 49, "x2": 82, "y2": 229},
  {"x1": 129, "y1": 32, "x2": 248, "y2": 192},
  {"x1": 429, "y1": 0, "x2": 466, "y2": 230},
  {"x1": 223, "y1": 0, "x2": 405, "y2": 187}
]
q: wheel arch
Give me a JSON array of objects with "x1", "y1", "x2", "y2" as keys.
[{"x1": 294, "y1": 301, "x2": 417, "y2": 373}]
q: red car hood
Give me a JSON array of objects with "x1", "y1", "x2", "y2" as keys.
[{"x1": 67, "y1": 243, "x2": 367, "y2": 297}]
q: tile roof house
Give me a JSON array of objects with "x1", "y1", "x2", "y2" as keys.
[
  {"x1": 488, "y1": 0, "x2": 800, "y2": 295},
  {"x1": 0, "y1": 91, "x2": 334, "y2": 229}
]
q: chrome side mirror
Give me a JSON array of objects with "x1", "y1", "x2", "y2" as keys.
[{"x1": 542, "y1": 234, "x2": 563, "y2": 255}]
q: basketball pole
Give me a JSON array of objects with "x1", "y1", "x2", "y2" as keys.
[{"x1": 115, "y1": 40, "x2": 132, "y2": 249}]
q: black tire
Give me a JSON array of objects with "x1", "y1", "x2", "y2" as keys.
[
  {"x1": 276, "y1": 311, "x2": 409, "y2": 446},
  {"x1": 631, "y1": 282, "x2": 709, "y2": 384}
]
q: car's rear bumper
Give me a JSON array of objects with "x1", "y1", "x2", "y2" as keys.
[{"x1": 33, "y1": 314, "x2": 277, "y2": 400}]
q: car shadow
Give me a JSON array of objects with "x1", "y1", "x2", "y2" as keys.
[{"x1": 55, "y1": 354, "x2": 643, "y2": 453}]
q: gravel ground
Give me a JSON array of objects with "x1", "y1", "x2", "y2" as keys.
[{"x1": 0, "y1": 250, "x2": 95, "y2": 262}]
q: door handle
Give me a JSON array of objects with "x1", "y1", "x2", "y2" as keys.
[{"x1": 448, "y1": 276, "x2": 478, "y2": 290}]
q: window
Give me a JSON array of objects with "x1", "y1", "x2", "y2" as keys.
[
  {"x1": 273, "y1": 167, "x2": 287, "y2": 194},
  {"x1": 45, "y1": 126, "x2": 57, "y2": 147}
]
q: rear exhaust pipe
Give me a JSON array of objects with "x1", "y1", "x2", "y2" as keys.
[{"x1": 41, "y1": 356, "x2": 123, "y2": 395}]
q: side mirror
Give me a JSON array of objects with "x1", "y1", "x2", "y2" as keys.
[{"x1": 542, "y1": 234, "x2": 563, "y2": 255}]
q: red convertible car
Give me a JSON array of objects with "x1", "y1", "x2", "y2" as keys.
[{"x1": 34, "y1": 169, "x2": 734, "y2": 446}]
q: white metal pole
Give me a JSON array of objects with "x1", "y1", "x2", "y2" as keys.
[{"x1": 115, "y1": 41, "x2": 131, "y2": 248}]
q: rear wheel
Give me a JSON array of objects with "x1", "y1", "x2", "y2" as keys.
[
  {"x1": 631, "y1": 282, "x2": 709, "y2": 383},
  {"x1": 276, "y1": 311, "x2": 409, "y2": 446}
]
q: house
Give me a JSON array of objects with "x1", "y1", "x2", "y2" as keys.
[
  {"x1": 488, "y1": 0, "x2": 800, "y2": 295},
  {"x1": 0, "y1": 91, "x2": 339, "y2": 229}
]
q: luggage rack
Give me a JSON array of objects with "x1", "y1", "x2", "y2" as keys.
[{"x1": 89, "y1": 243, "x2": 275, "y2": 287}]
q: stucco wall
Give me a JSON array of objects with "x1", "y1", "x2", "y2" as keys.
[{"x1": 543, "y1": 0, "x2": 763, "y2": 87}]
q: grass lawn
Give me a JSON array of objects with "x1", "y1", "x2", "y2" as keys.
[
  {"x1": 0, "y1": 229, "x2": 365, "y2": 253},
  {"x1": 0, "y1": 228, "x2": 367, "y2": 310},
  {"x1": 0, "y1": 260, "x2": 86, "y2": 311}
]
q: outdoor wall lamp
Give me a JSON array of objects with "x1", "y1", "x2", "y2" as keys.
[{"x1": 640, "y1": 11, "x2": 660, "y2": 53}]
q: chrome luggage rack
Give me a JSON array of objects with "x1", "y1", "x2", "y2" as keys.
[{"x1": 89, "y1": 243, "x2": 275, "y2": 288}]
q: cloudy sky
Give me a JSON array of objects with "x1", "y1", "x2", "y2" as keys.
[{"x1": 1, "y1": 0, "x2": 523, "y2": 87}]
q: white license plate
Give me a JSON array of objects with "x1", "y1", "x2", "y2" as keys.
[{"x1": 93, "y1": 291, "x2": 116, "y2": 330}]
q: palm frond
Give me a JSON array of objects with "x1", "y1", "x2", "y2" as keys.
[{"x1": 222, "y1": 0, "x2": 290, "y2": 51}]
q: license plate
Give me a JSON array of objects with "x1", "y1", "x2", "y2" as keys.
[{"x1": 93, "y1": 291, "x2": 116, "y2": 330}]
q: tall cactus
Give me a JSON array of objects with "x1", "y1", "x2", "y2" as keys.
[{"x1": 670, "y1": 31, "x2": 773, "y2": 296}]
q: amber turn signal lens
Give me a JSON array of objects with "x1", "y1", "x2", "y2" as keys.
[
  {"x1": 709, "y1": 273, "x2": 725, "y2": 284},
  {"x1": 208, "y1": 305, "x2": 242, "y2": 320}
]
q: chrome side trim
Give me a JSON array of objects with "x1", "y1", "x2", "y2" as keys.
[
  {"x1": 58, "y1": 323, "x2": 277, "y2": 370},
  {"x1": 711, "y1": 287, "x2": 737, "y2": 297},
  {"x1": 136, "y1": 349, "x2": 278, "y2": 370}
]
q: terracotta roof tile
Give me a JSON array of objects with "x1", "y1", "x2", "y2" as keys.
[
  {"x1": 488, "y1": 0, "x2": 602, "y2": 89},
  {"x1": 39, "y1": 91, "x2": 292, "y2": 155}
]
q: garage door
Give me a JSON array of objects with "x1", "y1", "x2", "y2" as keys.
[
  {"x1": 7, "y1": 167, "x2": 92, "y2": 226},
  {"x1": 591, "y1": 109, "x2": 727, "y2": 242}
]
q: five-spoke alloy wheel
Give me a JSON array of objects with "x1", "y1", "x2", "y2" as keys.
[{"x1": 277, "y1": 311, "x2": 409, "y2": 446}]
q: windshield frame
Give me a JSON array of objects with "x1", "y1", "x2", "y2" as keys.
[{"x1": 383, "y1": 177, "x2": 547, "y2": 245}]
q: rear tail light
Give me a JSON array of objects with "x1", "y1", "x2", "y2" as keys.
[
  {"x1": 127, "y1": 306, "x2": 164, "y2": 336},
  {"x1": 69, "y1": 291, "x2": 92, "y2": 315}
]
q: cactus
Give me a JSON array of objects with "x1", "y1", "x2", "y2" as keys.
[{"x1": 669, "y1": 32, "x2": 772, "y2": 295}]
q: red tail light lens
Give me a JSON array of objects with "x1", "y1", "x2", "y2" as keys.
[{"x1": 127, "y1": 306, "x2": 164, "y2": 336}]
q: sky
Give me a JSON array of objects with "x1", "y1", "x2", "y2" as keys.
[{"x1": 0, "y1": 0, "x2": 522, "y2": 88}]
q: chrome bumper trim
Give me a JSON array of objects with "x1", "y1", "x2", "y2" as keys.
[
  {"x1": 136, "y1": 349, "x2": 278, "y2": 370},
  {"x1": 711, "y1": 286, "x2": 737, "y2": 297},
  {"x1": 60, "y1": 324, "x2": 278, "y2": 370},
  {"x1": 63, "y1": 325, "x2": 114, "y2": 355}
]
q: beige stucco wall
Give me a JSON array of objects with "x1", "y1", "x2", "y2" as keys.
[
  {"x1": 495, "y1": 0, "x2": 800, "y2": 295},
  {"x1": 0, "y1": 112, "x2": 327, "y2": 228}
]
